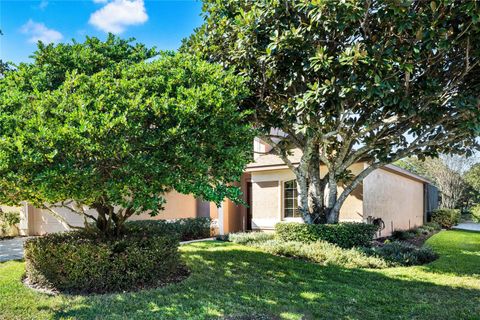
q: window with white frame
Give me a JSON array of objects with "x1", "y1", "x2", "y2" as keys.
[{"x1": 283, "y1": 180, "x2": 300, "y2": 218}]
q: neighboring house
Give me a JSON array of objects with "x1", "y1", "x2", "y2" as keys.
[{"x1": 4, "y1": 139, "x2": 438, "y2": 237}]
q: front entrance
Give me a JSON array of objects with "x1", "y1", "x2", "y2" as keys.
[{"x1": 246, "y1": 182, "x2": 252, "y2": 231}]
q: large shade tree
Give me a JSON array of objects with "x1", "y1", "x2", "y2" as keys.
[
  {"x1": 184, "y1": 0, "x2": 480, "y2": 223},
  {"x1": 0, "y1": 36, "x2": 253, "y2": 236}
]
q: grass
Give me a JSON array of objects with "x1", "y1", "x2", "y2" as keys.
[{"x1": 0, "y1": 230, "x2": 479, "y2": 320}]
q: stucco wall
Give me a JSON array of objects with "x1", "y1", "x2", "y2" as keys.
[
  {"x1": 250, "y1": 165, "x2": 364, "y2": 230},
  {"x1": 363, "y1": 168, "x2": 424, "y2": 237},
  {"x1": 130, "y1": 191, "x2": 200, "y2": 221},
  {"x1": 28, "y1": 191, "x2": 203, "y2": 235}
]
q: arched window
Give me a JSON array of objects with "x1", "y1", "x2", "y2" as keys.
[{"x1": 284, "y1": 180, "x2": 300, "y2": 218}]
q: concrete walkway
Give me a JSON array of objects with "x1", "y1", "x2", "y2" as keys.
[
  {"x1": 0, "y1": 237, "x2": 29, "y2": 262},
  {"x1": 453, "y1": 222, "x2": 480, "y2": 232}
]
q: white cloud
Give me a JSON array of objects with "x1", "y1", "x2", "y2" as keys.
[
  {"x1": 20, "y1": 20, "x2": 63, "y2": 44},
  {"x1": 89, "y1": 0, "x2": 148, "y2": 34}
]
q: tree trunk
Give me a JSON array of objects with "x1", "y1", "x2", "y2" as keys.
[
  {"x1": 295, "y1": 141, "x2": 327, "y2": 224},
  {"x1": 91, "y1": 201, "x2": 133, "y2": 237},
  {"x1": 325, "y1": 170, "x2": 339, "y2": 224}
]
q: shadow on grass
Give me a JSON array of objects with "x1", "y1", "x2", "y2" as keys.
[{"x1": 50, "y1": 241, "x2": 479, "y2": 320}]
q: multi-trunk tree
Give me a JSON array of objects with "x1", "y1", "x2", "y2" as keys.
[
  {"x1": 184, "y1": 0, "x2": 480, "y2": 224},
  {"x1": 0, "y1": 35, "x2": 253, "y2": 236}
]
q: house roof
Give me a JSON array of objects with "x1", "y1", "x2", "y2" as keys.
[
  {"x1": 246, "y1": 148, "x2": 433, "y2": 185},
  {"x1": 382, "y1": 164, "x2": 432, "y2": 184}
]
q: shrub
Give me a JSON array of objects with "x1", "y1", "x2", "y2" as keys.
[
  {"x1": 363, "y1": 241, "x2": 438, "y2": 266},
  {"x1": 228, "y1": 232, "x2": 275, "y2": 245},
  {"x1": 470, "y1": 204, "x2": 480, "y2": 223},
  {"x1": 275, "y1": 222, "x2": 378, "y2": 248},
  {"x1": 0, "y1": 210, "x2": 20, "y2": 235},
  {"x1": 431, "y1": 208, "x2": 461, "y2": 228},
  {"x1": 125, "y1": 217, "x2": 211, "y2": 241},
  {"x1": 421, "y1": 222, "x2": 442, "y2": 232},
  {"x1": 251, "y1": 240, "x2": 388, "y2": 269},
  {"x1": 24, "y1": 231, "x2": 182, "y2": 293},
  {"x1": 391, "y1": 222, "x2": 441, "y2": 240},
  {"x1": 391, "y1": 230, "x2": 416, "y2": 240}
]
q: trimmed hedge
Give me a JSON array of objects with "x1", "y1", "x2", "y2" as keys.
[
  {"x1": 431, "y1": 208, "x2": 461, "y2": 228},
  {"x1": 275, "y1": 222, "x2": 378, "y2": 248},
  {"x1": 125, "y1": 217, "x2": 211, "y2": 241},
  {"x1": 24, "y1": 231, "x2": 182, "y2": 293}
]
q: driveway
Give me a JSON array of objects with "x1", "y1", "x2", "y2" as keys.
[
  {"x1": 0, "y1": 237, "x2": 29, "y2": 262},
  {"x1": 453, "y1": 222, "x2": 480, "y2": 232}
]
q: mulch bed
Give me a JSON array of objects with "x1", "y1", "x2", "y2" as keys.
[{"x1": 374, "y1": 230, "x2": 440, "y2": 248}]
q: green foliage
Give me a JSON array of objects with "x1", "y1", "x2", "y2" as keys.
[
  {"x1": 469, "y1": 204, "x2": 480, "y2": 223},
  {"x1": 252, "y1": 240, "x2": 388, "y2": 269},
  {"x1": 185, "y1": 0, "x2": 480, "y2": 223},
  {"x1": 422, "y1": 222, "x2": 442, "y2": 232},
  {"x1": 431, "y1": 208, "x2": 461, "y2": 228},
  {"x1": 391, "y1": 230, "x2": 416, "y2": 240},
  {"x1": 29, "y1": 34, "x2": 158, "y2": 91},
  {"x1": 125, "y1": 218, "x2": 212, "y2": 241},
  {"x1": 227, "y1": 232, "x2": 275, "y2": 245},
  {"x1": 464, "y1": 163, "x2": 480, "y2": 193},
  {"x1": 363, "y1": 241, "x2": 438, "y2": 266},
  {"x1": 391, "y1": 223, "x2": 441, "y2": 240},
  {"x1": 275, "y1": 222, "x2": 378, "y2": 248},
  {"x1": 0, "y1": 210, "x2": 20, "y2": 234},
  {"x1": 1, "y1": 231, "x2": 479, "y2": 319},
  {"x1": 24, "y1": 231, "x2": 182, "y2": 293},
  {"x1": 0, "y1": 36, "x2": 254, "y2": 235}
]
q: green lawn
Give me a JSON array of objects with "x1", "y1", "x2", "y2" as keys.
[{"x1": 0, "y1": 230, "x2": 479, "y2": 320}]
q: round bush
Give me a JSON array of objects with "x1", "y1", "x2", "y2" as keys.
[
  {"x1": 431, "y1": 208, "x2": 461, "y2": 228},
  {"x1": 24, "y1": 231, "x2": 183, "y2": 293}
]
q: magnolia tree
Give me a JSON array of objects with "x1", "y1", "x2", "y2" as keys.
[
  {"x1": 0, "y1": 36, "x2": 253, "y2": 236},
  {"x1": 184, "y1": 0, "x2": 480, "y2": 224}
]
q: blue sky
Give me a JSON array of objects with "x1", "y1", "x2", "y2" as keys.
[{"x1": 0, "y1": 0, "x2": 203, "y2": 64}]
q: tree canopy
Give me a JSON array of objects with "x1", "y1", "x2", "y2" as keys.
[
  {"x1": 0, "y1": 36, "x2": 253, "y2": 235},
  {"x1": 184, "y1": 0, "x2": 480, "y2": 223}
]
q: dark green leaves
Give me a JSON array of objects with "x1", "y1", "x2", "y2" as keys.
[{"x1": 0, "y1": 37, "x2": 253, "y2": 218}]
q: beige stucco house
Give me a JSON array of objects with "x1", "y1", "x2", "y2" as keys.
[{"x1": 5, "y1": 138, "x2": 437, "y2": 237}]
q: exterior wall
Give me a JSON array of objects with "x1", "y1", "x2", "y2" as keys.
[
  {"x1": 27, "y1": 191, "x2": 206, "y2": 236},
  {"x1": 324, "y1": 162, "x2": 365, "y2": 222},
  {"x1": 31, "y1": 206, "x2": 87, "y2": 235},
  {"x1": 250, "y1": 165, "x2": 364, "y2": 230},
  {"x1": 363, "y1": 168, "x2": 424, "y2": 237},
  {"x1": 130, "y1": 191, "x2": 201, "y2": 221},
  {"x1": 209, "y1": 174, "x2": 250, "y2": 234}
]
